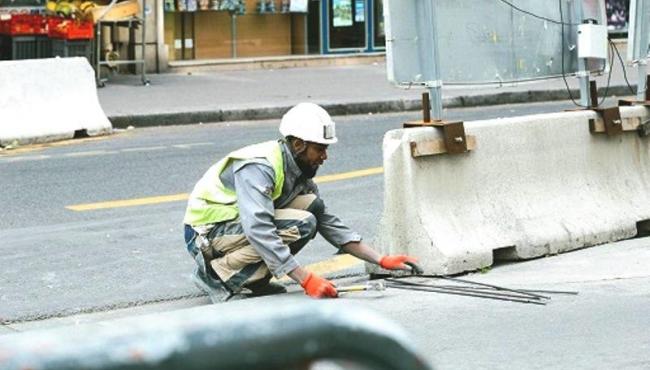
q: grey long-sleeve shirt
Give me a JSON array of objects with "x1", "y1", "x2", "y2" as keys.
[{"x1": 219, "y1": 141, "x2": 361, "y2": 278}]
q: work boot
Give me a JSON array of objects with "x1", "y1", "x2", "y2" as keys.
[
  {"x1": 191, "y1": 267, "x2": 232, "y2": 303},
  {"x1": 245, "y1": 278, "x2": 287, "y2": 297}
]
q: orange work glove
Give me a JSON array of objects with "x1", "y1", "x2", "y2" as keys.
[
  {"x1": 379, "y1": 255, "x2": 418, "y2": 271},
  {"x1": 301, "y1": 272, "x2": 338, "y2": 298}
]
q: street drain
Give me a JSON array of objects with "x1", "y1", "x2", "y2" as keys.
[
  {"x1": 636, "y1": 220, "x2": 650, "y2": 237},
  {"x1": 492, "y1": 246, "x2": 518, "y2": 263},
  {"x1": 73, "y1": 129, "x2": 89, "y2": 139}
]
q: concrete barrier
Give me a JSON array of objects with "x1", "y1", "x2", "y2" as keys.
[
  {"x1": 371, "y1": 106, "x2": 650, "y2": 275},
  {"x1": 0, "y1": 57, "x2": 111, "y2": 146}
]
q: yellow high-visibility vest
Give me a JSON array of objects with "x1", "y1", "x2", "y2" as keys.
[{"x1": 183, "y1": 140, "x2": 285, "y2": 226}]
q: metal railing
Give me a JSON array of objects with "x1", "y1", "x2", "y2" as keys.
[{"x1": 0, "y1": 299, "x2": 432, "y2": 370}]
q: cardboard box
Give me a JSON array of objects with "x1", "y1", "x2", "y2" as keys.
[{"x1": 89, "y1": 0, "x2": 141, "y2": 23}]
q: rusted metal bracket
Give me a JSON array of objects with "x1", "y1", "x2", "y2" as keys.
[
  {"x1": 618, "y1": 75, "x2": 650, "y2": 107},
  {"x1": 589, "y1": 106, "x2": 623, "y2": 136},
  {"x1": 403, "y1": 93, "x2": 476, "y2": 157},
  {"x1": 566, "y1": 80, "x2": 625, "y2": 136},
  {"x1": 615, "y1": 75, "x2": 650, "y2": 137},
  {"x1": 408, "y1": 134, "x2": 477, "y2": 158}
]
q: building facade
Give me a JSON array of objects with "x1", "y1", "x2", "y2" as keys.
[{"x1": 163, "y1": 0, "x2": 385, "y2": 61}]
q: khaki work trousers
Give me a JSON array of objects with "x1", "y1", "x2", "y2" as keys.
[{"x1": 198, "y1": 194, "x2": 320, "y2": 292}]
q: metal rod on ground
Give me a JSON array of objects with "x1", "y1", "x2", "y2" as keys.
[
  {"x1": 430, "y1": 285, "x2": 579, "y2": 296},
  {"x1": 389, "y1": 281, "x2": 547, "y2": 301},
  {"x1": 385, "y1": 279, "x2": 547, "y2": 302},
  {"x1": 384, "y1": 283, "x2": 547, "y2": 305},
  {"x1": 400, "y1": 275, "x2": 551, "y2": 300}
]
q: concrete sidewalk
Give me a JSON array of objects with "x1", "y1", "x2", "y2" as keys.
[
  {"x1": 3, "y1": 236, "x2": 650, "y2": 369},
  {"x1": 97, "y1": 55, "x2": 643, "y2": 128}
]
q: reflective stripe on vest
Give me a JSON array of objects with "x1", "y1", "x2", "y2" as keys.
[{"x1": 183, "y1": 140, "x2": 285, "y2": 226}]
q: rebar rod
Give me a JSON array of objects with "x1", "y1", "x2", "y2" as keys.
[
  {"x1": 430, "y1": 285, "x2": 579, "y2": 296},
  {"x1": 389, "y1": 281, "x2": 548, "y2": 301},
  {"x1": 385, "y1": 283, "x2": 547, "y2": 305},
  {"x1": 396, "y1": 274, "x2": 550, "y2": 300},
  {"x1": 385, "y1": 279, "x2": 547, "y2": 302}
]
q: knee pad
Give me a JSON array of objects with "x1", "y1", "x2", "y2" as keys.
[
  {"x1": 306, "y1": 196, "x2": 325, "y2": 220},
  {"x1": 302, "y1": 213, "x2": 318, "y2": 238}
]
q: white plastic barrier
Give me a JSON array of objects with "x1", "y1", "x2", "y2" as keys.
[
  {"x1": 372, "y1": 106, "x2": 650, "y2": 275},
  {"x1": 0, "y1": 57, "x2": 111, "y2": 146}
]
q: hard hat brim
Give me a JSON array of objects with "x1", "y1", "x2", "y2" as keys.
[{"x1": 310, "y1": 137, "x2": 338, "y2": 145}]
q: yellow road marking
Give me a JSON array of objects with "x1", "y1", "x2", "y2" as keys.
[
  {"x1": 314, "y1": 166, "x2": 383, "y2": 184},
  {"x1": 274, "y1": 254, "x2": 364, "y2": 283},
  {"x1": 66, "y1": 193, "x2": 189, "y2": 211},
  {"x1": 0, "y1": 134, "x2": 121, "y2": 156},
  {"x1": 66, "y1": 167, "x2": 384, "y2": 211}
]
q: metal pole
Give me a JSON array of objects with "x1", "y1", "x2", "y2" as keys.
[
  {"x1": 577, "y1": 63, "x2": 590, "y2": 106},
  {"x1": 141, "y1": 0, "x2": 148, "y2": 85},
  {"x1": 571, "y1": 0, "x2": 591, "y2": 107},
  {"x1": 95, "y1": 22, "x2": 101, "y2": 86},
  {"x1": 637, "y1": 60, "x2": 647, "y2": 101},
  {"x1": 422, "y1": 92, "x2": 431, "y2": 123},
  {"x1": 231, "y1": 12, "x2": 237, "y2": 58},
  {"x1": 422, "y1": 0, "x2": 443, "y2": 120}
]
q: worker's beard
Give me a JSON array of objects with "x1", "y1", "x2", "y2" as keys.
[{"x1": 296, "y1": 157, "x2": 319, "y2": 179}]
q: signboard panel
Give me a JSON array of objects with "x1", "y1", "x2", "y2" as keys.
[
  {"x1": 385, "y1": 0, "x2": 607, "y2": 86},
  {"x1": 627, "y1": 0, "x2": 650, "y2": 62}
]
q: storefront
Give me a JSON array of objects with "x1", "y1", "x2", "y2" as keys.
[
  {"x1": 322, "y1": 0, "x2": 384, "y2": 53},
  {"x1": 163, "y1": 0, "x2": 385, "y2": 61}
]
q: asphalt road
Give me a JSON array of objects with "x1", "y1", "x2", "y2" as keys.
[
  {"x1": 0, "y1": 100, "x2": 591, "y2": 323},
  {"x1": 1, "y1": 100, "x2": 649, "y2": 369}
]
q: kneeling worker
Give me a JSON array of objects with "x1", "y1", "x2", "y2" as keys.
[{"x1": 183, "y1": 102, "x2": 418, "y2": 302}]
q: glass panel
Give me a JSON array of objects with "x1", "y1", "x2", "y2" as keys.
[
  {"x1": 628, "y1": 0, "x2": 650, "y2": 60},
  {"x1": 329, "y1": 0, "x2": 366, "y2": 49},
  {"x1": 373, "y1": 0, "x2": 385, "y2": 48},
  {"x1": 606, "y1": 0, "x2": 630, "y2": 32},
  {"x1": 174, "y1": 12, "x2": 195, "y2": 60},
  {"x1": 307, "y1": 0, "x2": 320, "y2": 54}
]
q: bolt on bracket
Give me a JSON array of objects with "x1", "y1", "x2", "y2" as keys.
[
  {"x1": 403, "y1": 93, "x2": 476, "y2": 157},
  {"x1": 565, "y1": 80, "x2": 626, "y2": 136},
  {"x1": 589, "y1": 106, "x2": 624, "y2": 136}
]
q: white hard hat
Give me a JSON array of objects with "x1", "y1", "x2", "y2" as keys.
[{"x1": 279, "y1": 103, "x2": 338, "y2": 145}]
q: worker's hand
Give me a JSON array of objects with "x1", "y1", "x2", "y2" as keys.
[
  {"x1": 301, "y1": 272, "x2": 338, "y2": 298},
  {"x1": 379, "y1": 255, "x2": 419, "y2": 271}
]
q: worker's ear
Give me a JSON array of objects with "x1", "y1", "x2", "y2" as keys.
[{"x1": 291, "y1": 137, "x2": 308, "y2": 154}]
